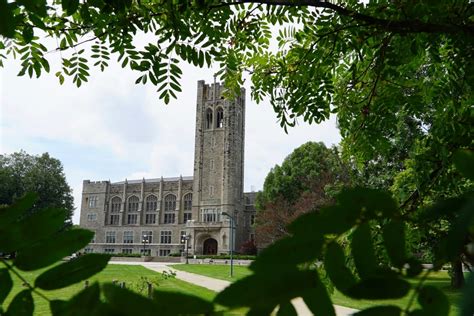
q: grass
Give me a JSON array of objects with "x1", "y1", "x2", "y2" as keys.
[
  {"x1": 171, "y1": 264, "x2": 465, "y2": 315},
  {"x1": 2, "y1": 263, "x2": 218, "y2": 315}
]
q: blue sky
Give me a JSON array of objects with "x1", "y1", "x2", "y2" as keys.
[{"x1": 1, "y1": 40, "x2": 341, "y2": 224}]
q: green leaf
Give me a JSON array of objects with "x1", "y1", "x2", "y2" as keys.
[
  {"x1": 346, "y1": 277, "x2": 411, "y2": 299},
  {"x1": 0, "y1": 268, "x2": 12, "y2": 305},
  {"x1": 35, "y1": 254, "x2": 110, "y2": 290},
  {"x1": 6, "y1": 289, "x2": 33, "y2": 316},
  {"x1": 15, "y1": 228, "x2": 94, "y2": 271},
  {"x1": 277, "y1": 301, "x2": 296, "y2": 316},
  {"x1": 22, "y1": 26, "x2": 34, "y2": 44},
  {"x1": 383, "y1": 219, "x2": 406, "y2": 268},
  {"x1": 152, "y1": 290, "x2": 214, "y2": 314},
  {"x1": 446, "y1": 197, "x2": 474, "y2": 261},
  {"x1": 354, "y1": 305, "x2": 401, "y2": 315},
  {"x1": 102, "y1": 283, "x2": 158, "y2": 315},
  {"x1": 405, "y1": 257, "x2": 423, "y2": 278},
  {"x1": 250, "y1": 234, "x2": 324, "y2": 272},
  {"x1": 62, "y1": 0, "x2": 79, "y2": 15},
  {"x1": 418, "y1": 285, "x2": 450, "y2": 316},
  {"x1": 302, "y1": 275, "x2": 336, "y2": 316},
  {"x1": 337, "y1": 187, "x2": 398, "y2": 218},
  {"x1": 461, "y1": 272, "x2": 474, "y2": 316},
  {"x1": 453, "y1": 149, "x2": 474, "y2": 180},
  {"x1": 215, "y1": 268, "x2": 319, "y2": 311},
  {"x1": 351, "y1": 223, "x2": 377, "y2": 278},
  {"x1": 0, "y1": 207, "x2": 67, "y2": 252},
  {"x1": 51, "y1": 282, "x2": 106, "y2": 316},
  {"x1": 324, "y1": 242, "x2": 357, "y2": 294},
  {"x1": 0, "y1": 0, "x2": 16, "y2": 38},
  {"x1": 0, "y1": 192, "x2": 37, "y2": 231}
]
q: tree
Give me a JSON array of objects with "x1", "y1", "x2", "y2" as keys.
[
  {"x1": 0, "y1": 151, "x2": 74, "y2": 224},
  {"x1": 255, "y1": 142, "x2": 350, "y2": 247}
]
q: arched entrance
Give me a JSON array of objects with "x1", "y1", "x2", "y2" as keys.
[{"x1": 203, "y1": 238, "x2": 218, "y2": 255}]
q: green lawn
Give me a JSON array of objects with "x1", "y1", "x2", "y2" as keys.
[
  {"x1": 170, "y1": 264, "x2": 464, "y2": 315},
  {"x1": 2, "y1": 263, "x2": 218, "y2": 315}
]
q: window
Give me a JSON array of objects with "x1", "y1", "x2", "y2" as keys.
[
  {"x1": 209, "y1": 186, "x2": 215, "y2": 197},
  {"x1": 123, "y1": 231, "x2": 133, "y2": 244},
  {"x1": 111, "y1": 197, "x2": 121, "y2": 212},
  {"x1": 160, "y1": 231, "x2": 172, "y2": 244},
  {"x1": 145, "y1": 213, "x2": 156, "y2": 224},
  {"x1": 216, "y1": 107, "x2": 224, "y2": 128},
  {"x1": 145, "y1": 195, "x2": 157, "y2": 212},
  {"x1": 142, "y1": 231, "x2": 153, "y2": 243},
  {"x1": 210, "y1": 159, "x2": 214, "y2": 170},
  {"x1": 128, "y1": 196, "x2": 139, "y2": 212},
  {"x1": 84, "y1": 248, "x2": 93, "y2": 253},
  {"x1": 201, "y1": 209, "x2": 220, "y2": 222},
  {"x1": 122, "y1": 248, "x2": 133, "y2": 254},
  {"x1": 180, "y1": 231, "x2": 186, "y2": 244},
  {"x1": 105, "y1": 231, "x2": 116, "y2": 244},
  {"x1": 250, "y1": 233, "x2": 255, "y2": 241},
  {"x1": 127, "y1": 214, "x2": 138, "y2": 225},
  {"x1": 183, "y1": 193, "x2": 192, "y2": 211},
  {"x1": 88, "y1": 196, "x2": 98, "y2": 208},
  {"x1": 109, "y1": 214, "x2": 119, "y2": 225},
  {"x1": 164, "y1": 194, "x2": 176, "y2": 212},
  {"x1": 91, "y1": 233, "x2": 96, "y2": 243},
  {"x1": 250, "y1": 214, "x2": 255, "y2": 226},
  {"x1": 183, "y1": 212, "x2": 192, "y2": 223},
  {"x1": 141, "y1": 249, "x2": 151, "y2": 256},
  {"x1": 206, "y1": 108, "x2": 213, "y2": 129},
  {"x1": 87, "y1": 213, "x2": 97, "y2": 221},
  {"x1": 164, "y1": 213, "x2": 175, "y2": 224},
  {"x1": 159, "y1": 249, "x2": 171, "y2": 257},
  {"x1": 104, "y1": 248, "x2": 115, "y2": 254}
]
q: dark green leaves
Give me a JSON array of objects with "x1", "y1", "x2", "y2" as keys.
[
  {"x1": 6, "y1": 289, "x2": 34, "y2": 316},
  {"x1": 354, "y1": 306, "x2": 401, "y2": 316},
  {"x1": 35, "y1": 254, "x2": 110, "y2": 290},
  {"x1": 62, "y1": 0, "x2": 79, "y2": 16},
  {"x1": 216, "y1": 269, "x2": 319, "y2": 311},
  {"x1": 276, "y1": 301, "x2": 296, "y2": 316},
  {"x1": 152, "y1": 290, "x2": 214, "y2": 315},
  {"x1": 346, "y1": 277, "x2": 411, "y2": 300},
  {"x1": 453, "y1": 149, "x2": 474, "y2": 180},
  {"x1": 15, "y1": 228, "x2": 94, "y2": 271},
  {"x1": 351, "y1": 223, "x2": 377, "y2": 278},
  {"x1": 461, "y1": 273, "x2": 474, "y2": 316},
  {"x1": 383, "y1": 220, "x2": 406, "y2": 268},
  {"x1": 102, "y1": 283, "x2": 158, "y2": 316},
  {"x1": 324, "y1": 242, "x2": 356, "y2": 294},
  {"x1": 0, "y1": 268, "x2": 12, "y2": 305},
  {"x1": 0, "y1": 0, "x2": 16, "y2": 38},
  {"x1": 417, "y1": 285, "x2": 450, "y2": 316}
]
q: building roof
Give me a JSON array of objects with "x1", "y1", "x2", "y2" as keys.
[{"x1": 112, "y1": 176, "x2": 193, "y2": 185}]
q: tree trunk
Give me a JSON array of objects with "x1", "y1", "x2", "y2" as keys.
[{"x1": 451, "y1": 259, "x2": 464, "y2": 289}]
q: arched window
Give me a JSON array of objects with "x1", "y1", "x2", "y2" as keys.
[
  {"x1": 111, "y1": 197, "x2": 121, "y2": 213},
  {"x1": 183, "y1": 193, "x2": 192, "y2": 211},
  {"x1": 164, "y1": 194, "x2": 176, "y2": 212},
  {"x1": 128, "y1": 196, "x2": 139, "y2": 212},
  {"x1": 206, "y1": 108, "x2": 213, "y2": 129},
  {"x1": 145, "y1": 195, "x2": 157, "y2": 212},
  {"x1": 216, "y1": 107, "x2": 224, "y2": 128}
]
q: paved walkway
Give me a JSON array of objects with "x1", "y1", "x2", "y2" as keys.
[{"x1": 111, "y1": 261, "x2": 358, "y2": 316}]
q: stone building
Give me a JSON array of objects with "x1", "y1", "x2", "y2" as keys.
[{"x1": 79, "y1": 80, "x2": 256, "y2": 256}]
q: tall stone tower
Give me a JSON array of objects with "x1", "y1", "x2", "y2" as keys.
[{"x1": 190, "y1": 79, "x2": 246, "y2": 254}]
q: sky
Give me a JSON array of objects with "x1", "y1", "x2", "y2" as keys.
[{"x1": 0, "y1": 38, "x2": 341, "y2": 224}]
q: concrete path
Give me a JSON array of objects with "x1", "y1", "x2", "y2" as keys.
[{"x1": 111, "y1": 261, "x2": 358, "y2": 316}]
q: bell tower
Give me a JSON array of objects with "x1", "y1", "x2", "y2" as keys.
[{"x1": 191, "y1": 79, "x2": 246, "y2": 254}]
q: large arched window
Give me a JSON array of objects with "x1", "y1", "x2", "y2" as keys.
[
  {"x1": 128, "y1": 196, "x2": 139, "y2": 212},
  {"x1": 206, "y1": 108, "x2": 213, "y2": 129},
  {"x1": 183, "y1": 193, "x2": 192, "y2": 211},
  {"x1": 164, "y1": 194, "x2": 176, "y2": 212},
  {"x1": 110, "y1": 197, "x2": 121, "y2": 213},
  {"x1": 145, "y1": 195, "x2": 157, "y2": 212},
  {"x1": 216, "y1": 107, "x2": 224, "y2": 128}
]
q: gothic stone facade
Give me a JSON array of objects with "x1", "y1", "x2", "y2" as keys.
[{"x1": 79, "y1": 80, "x2": 256, "y2": 257}]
